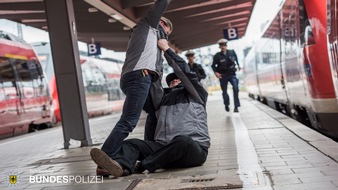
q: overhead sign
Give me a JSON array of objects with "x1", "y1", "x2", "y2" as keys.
[
  {"x1": 223, "y1": 28, "x2": 239, "y2": 41},
  {"x1": 88, "y1": 42, "x2": 101, "y2": 56}
]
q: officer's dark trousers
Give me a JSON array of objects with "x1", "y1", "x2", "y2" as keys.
[
  {"x1": 112, "y1": 135, "x2": 208, "y2": 173},
  {"x1": 219, "y1": 74, "x2": 240, "y2": 108}
]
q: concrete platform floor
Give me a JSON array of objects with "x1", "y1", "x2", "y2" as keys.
[{"x1": 0, "y1": 91, "x2": 338, "y2": 190}]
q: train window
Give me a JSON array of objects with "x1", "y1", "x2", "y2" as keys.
[
  {"x1": 283, "y1": 9, "x2": 297, "y2": 56},
  {"x1": 0, "y1": 83, "x2": 5, "y2": 101},
  {"x1": 15, "y1": 60, "x2": 42, "y2": 81},
  {"x1": 14, "y1": 59, "x2": 48, "y2": 97},
  {"x1": 37, "y1": 54, "x2": 54, "y2": 82},
  {"x1": 299, "y1": 1, "x2": 314, "y2": 46},
  {"x1": 289, "y1": 12, "x2": 297, "y2": 51},
  {"x1": 0, "y1": 59, "x2": 16, "y2": 98},
  {"x1": 304, "y1": 25, "x2": 315, "y2": 45},
  {"x1": 0, "y1": 31, "x2": 11, "y2": 40},
  {"x1": 15, "y1": 60, "x2": 33, "y2": 87},
  {"x1": 82, "y1": 63, "x2": 106, "y2": 94},
  {"x1": 0, "y1": 58, "x2": 15, "y2": 84}
]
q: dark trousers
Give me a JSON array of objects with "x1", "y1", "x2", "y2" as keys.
[
  {"x1": 101, "y1": 70, "x2": 153, "y2": 157},
  {"x1": 112, "y1": 135, "x2": 208, "y2": 173},
  {"x1": 143, "y1": 94, "x2": 157, "y2": 141},
  {"x1": 144, "y1": 79, "x2": 164, "y2": 141},
  {"x1": 219, "y1": 74, "x2": 240, "y2": 108}
]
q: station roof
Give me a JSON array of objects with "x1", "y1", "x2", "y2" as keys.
[{"x1": 0, "y1": 0, "x2": 256, "y2": 52}]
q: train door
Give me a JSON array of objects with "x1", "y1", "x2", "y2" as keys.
[
  {"x1": 14, "y1": 59, "x2": 50, "y2": 119},
  {"x1": 0, "y1": 58, "x2": 24, "y2": 138},
  {"x1": 0, "y1": 78, "x2": 7, "y2": 133},
  {"x1": 282, "y1": 0, "x2": 309, "y2": 108},
  {"x1": 0, "y1": 58, "x2": 12, "y2": 137}
]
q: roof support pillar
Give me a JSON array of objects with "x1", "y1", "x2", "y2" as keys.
[{"x1": 44, "y1": 0, "x2": 92, "y2": 149}]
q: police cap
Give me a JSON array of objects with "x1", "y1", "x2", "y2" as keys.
[
  {"x1": 185, "y1": 50, "x2": 195, "y2": 57},
  {"x1": 217, "y1": 38, "x2": 228, "y2": 46}
]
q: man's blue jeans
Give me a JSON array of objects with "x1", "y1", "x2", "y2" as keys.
[
  {"x1": 219, "y1": 74, "x2": 240, "y2": 109},
  {"x1": 101, "y1": 70, "x2": 153, "y2": 158}
]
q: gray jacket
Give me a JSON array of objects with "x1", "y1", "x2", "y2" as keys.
[
  {"x1": 154, "y1": 49, "x2": 210, "y2": 148},
  {"x1": 122, "y1": 0, "x2": 172, "y2": 80}
]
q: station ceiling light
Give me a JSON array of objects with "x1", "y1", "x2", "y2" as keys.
[{"x1": 88, "y1": 7, "x2": 98, "y2": 13}]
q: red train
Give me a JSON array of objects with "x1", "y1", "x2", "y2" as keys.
[
  {"x1": 0, "y1": 31, "x2": 52, "y2": 139},
  {"x1": 244, "y1": 0, "x2": 338, "y2": 139},
  {"x1": 328, "y1": 0, "x2": 338, "y2": 103},
  {"x1": 32, "y1": 42, "x2": 125, "y2": 123}
]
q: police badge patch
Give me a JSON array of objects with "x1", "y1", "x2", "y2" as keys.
[
  {"x1": 9, "y1": 174, "x2": 17, "y2": 185},
  {"x1": 4, "y1": 171, "x2": 21, "y2": 187}
]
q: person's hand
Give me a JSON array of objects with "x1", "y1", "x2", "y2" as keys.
[
  {"x1": 158, "y1": 39, "x2": 170, "y2": 51},
  {"x1": 214, "y1": 72, "x2": 222, "y2": 79}
]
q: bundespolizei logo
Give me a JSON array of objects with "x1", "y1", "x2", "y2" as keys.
[
  {"x1": 9, "y1": 174, "x2": 17, "y2": 185},
  {"x1": 4, "y1": 171, "x2": 21, "y2": 187}
]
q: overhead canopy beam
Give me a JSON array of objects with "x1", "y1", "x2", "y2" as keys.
[
  {"x1": 1, "y1": 0, "x2": 256, "y2": 52},
  {"x1": 0, "y1": 2, "x2": 44, "y2": 10}
]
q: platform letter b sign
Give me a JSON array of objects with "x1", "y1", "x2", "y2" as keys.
[
  {"x1": 88, "y1": 43, "x2": 101, "y2": 56},
  {"x1": 223, "y1": 28, "x2": 238, "y2": 41}
]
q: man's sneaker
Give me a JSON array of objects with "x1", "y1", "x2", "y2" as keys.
[
  {"x1": 225, "y1": 105, "x2": 230, "y2": 112},
  {"x1": 234, "y1": 107, "x2": 239, "y2": 113},
  {"x1": 90, "y1": 148, "x2": 123, "y2": 177}
]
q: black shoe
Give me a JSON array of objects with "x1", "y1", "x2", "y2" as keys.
[
  {"x1": 225, "y1": 106, "x2": 230, "y2": 112},
  {"x1": 122, "y1": 169, "x2": 131, "y2": 176},
  {"x1": 133, "y1": 161, "x2": 146, "y2": 173},
  {"x1": 234, "y1": 107, "x2": 239, "y2": 113}
]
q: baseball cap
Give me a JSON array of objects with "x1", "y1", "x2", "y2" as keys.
[{"x1": 166, "y1": 73, "x2": 178, "y2": 86}]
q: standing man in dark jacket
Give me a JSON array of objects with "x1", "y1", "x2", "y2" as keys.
[
  {"x1": 90, "y1": 0, "x2": 174, "y2": 175},
  {"x1": 185, "y1": 50, "x2": 206, "y2": 81},
  {"x1": 211, "y1": 39, "x2": 241, "y2": 112},
  {"x1": 89, "y1": 39, "x2": 210, "y2": 178}
]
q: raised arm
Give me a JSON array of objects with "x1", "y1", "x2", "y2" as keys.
[
  {"x1": 157, "y1": 39, "x2": 207, "y2": 104},
  {"x1": 142, "y1": 0, "x2": 173, "y2": 28}
]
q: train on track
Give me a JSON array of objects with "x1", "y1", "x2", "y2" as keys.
[
  {"x1": 0, "y1": 33, "x2": 126, "y2": 139},
  {"x1": 32, "y1": 42, "x2": 125, "y2": 124},
  {"x1": 0, "y1": 31, "x2": 52, "y2": 139},
  {"x1": 244, "y1": 0, "x2": 338, "y2": 140}
]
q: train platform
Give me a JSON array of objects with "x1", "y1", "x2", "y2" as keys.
[{"x1": 1, "y1": 90, "x2": 338, "y2": 190}]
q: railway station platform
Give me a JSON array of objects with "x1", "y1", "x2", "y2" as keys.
[{"x1": 1, "y1": 90, "x2": 338, "y2": 190}]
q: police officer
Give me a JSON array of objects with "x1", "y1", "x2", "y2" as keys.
[
  {"x1": 185, "y1": 50, "x2": 206, "y2": 81},
  {"x1": 211, "y1": 39, "x2": 241, "y2": 112}
]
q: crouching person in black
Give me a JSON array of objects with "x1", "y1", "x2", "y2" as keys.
[{"x1": 90, "y1": 39, "x2": 210, "y2": 177}]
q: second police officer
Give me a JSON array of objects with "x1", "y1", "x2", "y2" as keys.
[
  {"x1": 211, "y1": 39, "x2": 241, "y2": 112},
  {"x1": 185, "y1": 50, "x2": 206, "y2": 81}
]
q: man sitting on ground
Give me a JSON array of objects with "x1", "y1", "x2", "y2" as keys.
[{"x1": 90, "y1": 39, "x2": 210, "y2": 177}]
